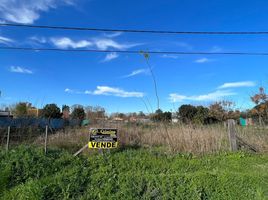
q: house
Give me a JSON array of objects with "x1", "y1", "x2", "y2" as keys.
[{"x1": 0, "y1": 111, "x2": 13, "y2": 118}]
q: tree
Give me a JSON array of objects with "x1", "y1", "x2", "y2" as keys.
[
  {"x1": 138, "y1": 111, "x2": 146, "y2": 118},
  {"x1": 42, "y1": 104, "x2": 61, "y2": 119},
  {"x1": 193, "y1": 106, "x2": 209, "y2": 124},
  {"x1": 178, "y1": 105, "x2": 198, "y2": 123},
  {"x1": 151, "y1": 109, "x2": 172, "y2": 122},
  {"x1": 251, "y1": 87, "x2": 268, "y2": 125},
  {"x1": 161, "y1": 111, "x2": 172, "y2": 122},
  {"x1": 71, "y1": 106, "x2": 85, "y2": 120},
  {"x1": 178, "y1": 105, "x2": 211, "y2": 124},
  {"x1": 208, "y1": 102, "x2": 226, "y2": 122},
  {"x1": 85, "y1": 106, "x2": 106, "y2": 123},
  {"x1": 62, "y1": 105, "x2": 70, "y2": 112},
  {"x1": 13, "y1": 102, "x2": 28, "y2": 117}
]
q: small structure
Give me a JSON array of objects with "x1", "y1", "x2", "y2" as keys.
[
  {"x1": 137, "y1": 118, "x2": 151, "y2": 123},
  {"x1": 113, "y1": 117, "x2": 124, "y2": 122},
  {"x1": 129, "y1": 116, "x2": 137, "y2": 122},
  {"x1": 172, "y1": 112, "x2": 178, "y2": 123},
  {"x1": 0, "y1": 111, "x2": 13, "y2": 118},
  {"x1": 239, "y1": 117, "x2": 254, "y2": 127}
]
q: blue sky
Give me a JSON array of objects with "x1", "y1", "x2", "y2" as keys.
[{"x1": 0, "y1": 0, "x2": 267, "y2": 113}]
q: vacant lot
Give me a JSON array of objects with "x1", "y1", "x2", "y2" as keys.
[
  {"x1": 0, "y1": 146, "x2": 267, "y2": 199},
  {"x1": 34, "y1": 123, "x2": 268, "y2": 155}
]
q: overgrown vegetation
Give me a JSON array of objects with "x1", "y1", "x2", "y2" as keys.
[
  {"x1": 0, "y1": 146, "x2": 267, "y2": 200},
  {"x1": 35, "y1": 123, "x2": 268, "y2": 155}
]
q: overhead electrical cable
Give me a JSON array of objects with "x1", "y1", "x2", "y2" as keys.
[
  {"x1": 2, "y1": 46, "x2": 268, "y2": 56},
  {"x1": 1, "y1": 23, "x2": 268, "y2": 35}
]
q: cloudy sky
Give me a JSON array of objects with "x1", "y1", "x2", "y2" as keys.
[{"x1": 0, "y1": 0, "x2": 267, "y2": 113}]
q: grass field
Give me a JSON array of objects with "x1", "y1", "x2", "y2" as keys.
[{"x1": 0, "y1": 146, "x2": 267, "y2": 200}]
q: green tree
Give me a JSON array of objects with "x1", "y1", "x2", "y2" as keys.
[
  {"x1": 193, "y1": 106, "x2": 209, "y2": 124},
  {"x1": 71, "y1": 106, "x2": 85, "y2": 120},
  {"x1": 13, "y1": 102, "x2": 29, "y2": 117},
  {"x1": 42, "y1": 104, "x2": 62, "y2": 119},
  {"x1": 178, "y1": 105, "x2": 198, "y2": 123},
  {"x1": 151, "y1": 109, "x2": 172, "y2": 122},
  {"x1": 62, "y1": 105, "x2": 70, "y2": 112},
  {"x1": 138, "y1": 111, "x2": 146, "y2": 117}
]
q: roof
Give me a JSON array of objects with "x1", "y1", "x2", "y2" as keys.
[{"x1": 0, "y1": 111, "x2": 12, "y2": 117}]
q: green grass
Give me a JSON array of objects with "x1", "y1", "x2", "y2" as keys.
[{"x1": 0, "y1": 146, "x2": 267, "y2": 200}]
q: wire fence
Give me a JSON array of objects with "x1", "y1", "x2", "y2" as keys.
[
  {"x1": 0, "y1": 118, "x2": 267, "y2": 154},
  {"x1": 0, "y1": 118, "x2": 125, "y2": 153}
]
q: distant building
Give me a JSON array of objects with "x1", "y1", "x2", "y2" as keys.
[
  {"x1": 113, "y1": 117, "x2": 124, "y2": 122},
  {"x1": 0, "y1": 111, "x2": 13, "y2": 118},
  {"x1": 172, "y1": 112, "x2": 178, "y2": 123},
  {"x1": 239, "y1": 117, "x2": 254, "y2": 126},
  {"x1": 172, "y1": 118, "x2": 179, "y2": 123},
  {"x1": 137, "y1": 118, "x2": 151, "y2": 123},
  {"x1": 129, "y1": 116, "x2": 137, "y2": 122}
]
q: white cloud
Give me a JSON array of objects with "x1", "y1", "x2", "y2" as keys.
[
  {"x1": 0, "y1": 35, "x2": 13, "y2": 44},
  {"x1": 64, "y1": 88, "x2": 74, "y2": 93},
  {"x1": 94, "y1": 38, "x2": 141, "y2": 50},
  {"x1": 218, "y1": 81, "x2": 256, "y2": 89},
  {"x1": 210, "y1": 46, "x2": 222, "y2": 53},
  {"x1": 102, "y1": 52, "x2": 119, "y2": 62},
  {"x1": 50, "y1": 37, "x2": 93, "y2": 49},
  {"x1": 65, "y1": 86, "x2": 144, "y2": 98},
  {"x1": 195, "y1": 57, "x2": 212, "y2": 63},
  {"x1": 161, "y1": 54, "x2": 179, "y2": 59},
  {"x1": 29, "y1": 36, "x2": 47, "y2": 43},
  {"x1": 64, "y1": 88, "x2": 86, "y2": 94},
  {"x1": 103, "y1": 32, "x2": 122, "y2": 38},
  {"x1": 9, "y1": 66, "x2": 33, "y2": 74},
  {"x1": 49, "y1": 36, "x2": 142, "y2": 51},
  {"x1": 169, "y1": 90, "x2": 236, "y2": 103},
  {"x1": 0, "y1": 0, "x2": 75, "y2": 24},
  {"x1": 88, "y1": 86, "x2": 144, "y2": 98},
  {"x1": 175, "y1": 42, "x2": 193, "y2": 50},
  {"x1": 122, "y1": 68, "x2": 150, "y2": 78}
]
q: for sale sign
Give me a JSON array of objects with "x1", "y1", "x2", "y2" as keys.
[{"x1": 88, "y1": 128, "x2": 118, "y2": 149}]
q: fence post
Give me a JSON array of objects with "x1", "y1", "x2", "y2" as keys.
[
  {"x1": 227, "y1": 119, "x2": 237, "y2": 151},
  {"x1": 6, "y1": 126, "x2": 10, "y2": 152},
  {"x1": 45, "y1": 125, "x2": 48, "y2": 154}
]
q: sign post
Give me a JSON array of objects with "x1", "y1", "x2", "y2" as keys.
[
  {"x1": 73, "y1": 128, "x2": 118, "y2": 157},
  {"x1": 88, "y1": 128, "x2": 118, "y2": 149}
]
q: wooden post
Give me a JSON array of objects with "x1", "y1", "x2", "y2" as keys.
[
  {"x1": 73, "y1": 143, "x2": 88, "y2": 157},
  {"x1": 45, "y1": 125, "x2": 48, "y2": 154},
  {"x1": 98, "y1": 149, "x2": 104, "y2": 155},
  {"x1": 227, "y1": 119, "x2": 237, "y2": 151},
  {"x1": 6, "y1": 126, "x2": 10, "y2": 152}
]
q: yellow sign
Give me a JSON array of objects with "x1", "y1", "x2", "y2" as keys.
[
  {"x1": 88, "y1": 142, "x2": 118, "y2": 149},
  {"x1": 89, "y1": 128, "x2": 118, "y2": 149}
]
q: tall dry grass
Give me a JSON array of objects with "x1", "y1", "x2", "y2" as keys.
[
  {"x1": 36, "y1": 122, "x2": 268, "y2": 155},
  {"x1": 118, "y1": 123, "x2": 229, "y2": 154}
]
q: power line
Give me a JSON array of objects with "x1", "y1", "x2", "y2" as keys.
[
  {"x1": 1, "y1": 22, "x2": 268, "y2": 35},
  {"x1": 2, "y1": 46, "x2": 268, "y2": 56}
]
